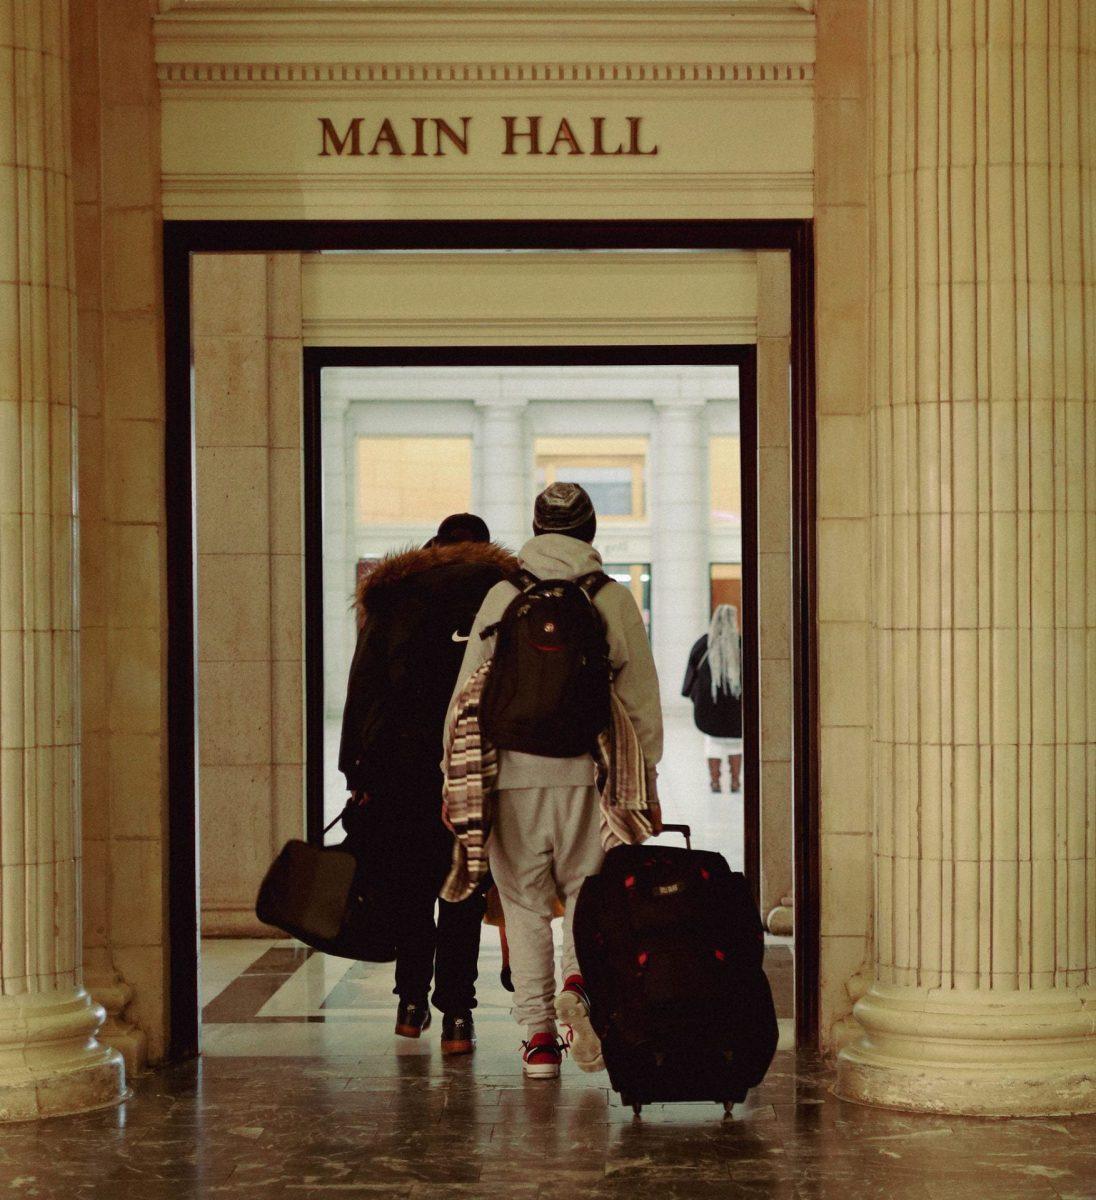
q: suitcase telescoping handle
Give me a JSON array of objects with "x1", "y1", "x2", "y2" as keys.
[{"x1": 659, "y1": 822, "x2": 692, "y2": 849}]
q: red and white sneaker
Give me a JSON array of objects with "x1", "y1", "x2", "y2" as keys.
[
  {"x1": 521, "y1": 1031, "x2": 567, "y2": 1079},
  {"x1": 554, "y1": 975, "x2": 604, "y2": 1073}
]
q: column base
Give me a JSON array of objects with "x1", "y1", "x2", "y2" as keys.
[
  {"x1": 836, "y1": 984, "x2": 1096, "y2": 1116},
  {"x1": 766, "y1": 904, "x2": 794, "y2": 936},
  {"x1": 86, "y1": 967, "x2": 148, "y2": 1076},
  {"x1": 0, "y1": 987, "x2": 126, "y2": 1122}
]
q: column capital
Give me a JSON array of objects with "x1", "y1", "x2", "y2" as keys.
[
  {"x1": 473, "y1": 391, "x2": 529, "y2": 412},
  {"x1": 652, "y1": 390, "x2": 707, "y2": 412}
]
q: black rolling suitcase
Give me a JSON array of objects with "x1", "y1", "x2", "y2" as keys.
[{"x1": 573, "y1": 824, "x2": 778, "y2": 1117}]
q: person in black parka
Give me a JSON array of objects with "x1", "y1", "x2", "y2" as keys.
[
  {"x1": 339, "y1": 513, "x2": 519, "y2": 1054},
  {"x1": 682, "y1": 603, "x2": 743, "y2": 794}
]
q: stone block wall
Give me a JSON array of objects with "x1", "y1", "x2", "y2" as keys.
[
  {"x1": 813, "y1": 0, "x2": 874, "y2": 1048},
  {"x1": 70, "y1": 0, "x2": 168, "y2": 1070},
  {"x1": 192, "y1": 253, "x2": 306, "y2": 937}
]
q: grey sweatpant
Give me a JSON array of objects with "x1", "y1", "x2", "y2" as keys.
[{"x1": 488, "y1": 786, "x2": 605, "y2": 1034}]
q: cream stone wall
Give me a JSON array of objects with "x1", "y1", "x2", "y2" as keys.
[
  {"x1": 70, "y1": 0, "x2": 169, "y2": 1070},
  {"x1": 812, "y1": 0, "x2": 873, "y2": 1048},
  {"x1": 301, "y1": 252, "x2": 759, "y2": 347},
  {"x1": 153, "y1": 3, "x2": 814, "y2": 222},
  {"x1": 193, "y1": 253, "x2": 306, "y2": 936},
  {"x1": 756, "y1": 252, "x2": 795, "y2": 929}
]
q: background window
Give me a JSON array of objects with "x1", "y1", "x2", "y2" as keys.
[
  {"x1": 710, "y1": 562, "x2": 742, "y2": 616},
  {"x1": 709, "y1": 435, "x2": 742, "y2": 526},
  {"x1": 534, "y1": 436, "x2": 647, "y2": 521},
  {"x1": 356, "y1": 436, "x2": 472, "y2": 525},
  {"x1": 605, "y1": 562, "x2": 652, "y2": 636}
]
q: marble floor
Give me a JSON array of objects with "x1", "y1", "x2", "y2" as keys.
[{"x1": 3, "y1": 940, "x2": 1094, "y2": 1199}]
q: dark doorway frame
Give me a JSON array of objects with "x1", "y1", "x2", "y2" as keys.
[{"x1": 163, "y1": 220, "x2": 817, "y2": 1061}]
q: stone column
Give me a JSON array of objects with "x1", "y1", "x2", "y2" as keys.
[
  {"x1": 475, "y1": 391, "x2": 529, "y2": 552},
  {"x1": 837, "y1": 2, "x2": 1096, "y2": 1115},
  {"x1": 651, "y1": 390, "x2": 709, "y2": 714},
  {"x1": 0, "y1": 0, "x2": 124, "y2": 1119}
]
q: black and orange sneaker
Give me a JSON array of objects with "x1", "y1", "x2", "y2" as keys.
[
  {"x1": 521, "y1": 1031, "x2": 567, "y2": 1079},
  {"x1": 554, "y1": 975, "x2": 604, "y2": 1073},
  {"x1": 395, "y1": 999, "x2": 432, "y2": 1039},
  {"x1": 441, "y1": 1012, "x2": 476, "y2": 1056}
]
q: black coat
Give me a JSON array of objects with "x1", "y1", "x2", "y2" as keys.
[
  {"x1": 338, "y1": 541, "x2": 519, "y2": 814},
  {"x1": 682, "y1": 634, "x2": 742, "y2": 738}
]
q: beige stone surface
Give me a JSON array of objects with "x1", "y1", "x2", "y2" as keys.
[
  {"x1": 71, "y1": 0, "x2": 168, "y2": 1075},
  {"x1": 812, "y1": 0, "x2": 874, "y2": 1047},
  {"x1": 755, "y1": 253, "x2": 795, "y2": 924},
  {"x1": 194, "y1": 254, "x2": 306, "y2": 936},
  {"x1": 0, "y1": 0, "x2": 125, "y2": 1121},
  {"x1": 837, "y1": 0, "x2": 1096, "y2": 1115},
  {"x1": 197, "y1": 555, "x2": 273, "y2": 663},
  {"x1": 156, "y1": 5, "x2": 814, "y2": 222}
]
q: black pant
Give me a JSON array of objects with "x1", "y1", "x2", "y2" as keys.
[
  {"x1": 346, "y1": 798, "x2": 486, "y2": 1015},
  {"x1": 393, "y1": 885, "x2": 487, "y2": 1014},
  {"x1": 380, "y1": 811, "x2": 486, "y2": 1014}
]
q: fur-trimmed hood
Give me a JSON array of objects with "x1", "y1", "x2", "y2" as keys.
[{"x1": 354, "y1": 541, "x2": 520, "y2": 625}]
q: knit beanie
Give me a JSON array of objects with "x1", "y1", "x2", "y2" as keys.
[{"x1": 533, "y1": 482, "x2": 597, "y2": 539}]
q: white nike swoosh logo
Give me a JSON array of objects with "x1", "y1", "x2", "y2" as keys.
[{"x1": 452, "y1": 630, "x2": 470, "y2": 642}]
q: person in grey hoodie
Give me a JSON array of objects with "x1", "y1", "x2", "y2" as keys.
[{"x1": 447, "y1": 482, "x2": 663, "y2": 1078}]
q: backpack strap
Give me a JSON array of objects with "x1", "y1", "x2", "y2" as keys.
[
  {"x1": 480, "y1": 569, "x2": 542, "y2": 640},
  {"x1": 577, "y1": 570, "x2": 611, "y2": 600}
]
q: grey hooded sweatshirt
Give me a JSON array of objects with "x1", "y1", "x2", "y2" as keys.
[{"x1": 446, "y1": 533, "x2": 663, "y2": 790}]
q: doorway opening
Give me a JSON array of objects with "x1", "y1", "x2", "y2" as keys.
[{"x1": 165, "y1": 222, "x2": 817, "y2": 1063}]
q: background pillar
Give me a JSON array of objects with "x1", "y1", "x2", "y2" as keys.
[
  {"x1": 651, "y1": 390, "x2": 709, "y2": 715},
  {"x1": 0, "y1": 0, "x2": 124, "y2": 1119},
  {"x1": 475, "y1": 390, "x2": 529, "y2": 552},
  {"x1": 837, "y1": 0, "x2": 1096, "y2": 1115}
]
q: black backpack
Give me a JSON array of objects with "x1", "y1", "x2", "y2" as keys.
[{"x1": 479, "y1": 568, "x2": 612, "y2": 757}]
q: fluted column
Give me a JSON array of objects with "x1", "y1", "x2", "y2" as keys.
[
  {"x1": 475, "y1": 391, "x2": 529, "y2": 552},
  {"x1": 651, "y1": 390, "x2": 709, "y2": 713},
  {"x1": 0, "y1": 0, "x2": 124, "y2": 1118},
  {"x1": 837, "y1": 1, "x2": 1096, "y2": 1115}
]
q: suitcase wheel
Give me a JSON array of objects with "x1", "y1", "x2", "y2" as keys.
[
  {"x1": 723, "y1": 1101, "x2": 735, "y2": 1118},
  {"x1": 621, "y1": 1095, "x2": 642, "y2": 1117},
  {"x1": 632, "y1": 1103, "x2": 643, "y2": 1117}
]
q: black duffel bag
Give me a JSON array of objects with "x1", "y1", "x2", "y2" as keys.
[{"x1": 255, "y1": 802, "x2": 397, "y2": 962}]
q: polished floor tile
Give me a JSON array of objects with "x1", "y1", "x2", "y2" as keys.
[
  {"x1": 5, "y1": 938, "x2": 1094, "y2": 1200},
  {"x1": 5, "y1": 1047, "x2": 1093, "y2": 1200}
]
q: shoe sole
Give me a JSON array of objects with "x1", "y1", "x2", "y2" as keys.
[
  {"x1": 441, "y1": 1040, "x2": 476, "y2": 1056},
  {"x1": 555, "y1": 991, "x2": 605, "y2": 1073},
  {"x1": 395, "y1": 1017, "x2": 431, "y2": 1039},
  {"x1": 522, "y1": 1060, "x2": 561, "y2": 1079}
]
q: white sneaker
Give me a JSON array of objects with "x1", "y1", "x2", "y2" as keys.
[{"x1": 555, "y1": 977, "x2": 605, "y2": 1073}]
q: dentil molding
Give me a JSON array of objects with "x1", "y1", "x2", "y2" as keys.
[{"x1": 158, "y1": 60, "x2": 813, "y2": 86}]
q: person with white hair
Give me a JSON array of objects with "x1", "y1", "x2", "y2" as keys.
[{"x1": 682, "y1": 603, "x2": 743, "y2": 793}]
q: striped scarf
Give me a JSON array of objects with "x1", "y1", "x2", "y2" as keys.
[
  {"x1": 440, "y1": 667, "x2": 654, "y2": 902},
  {"x1": 440, "y1": 663, "x2": 497, "y2": 903}
]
